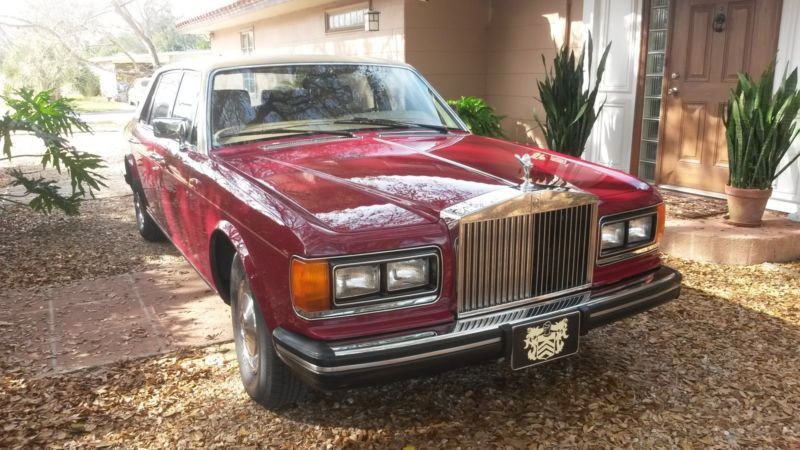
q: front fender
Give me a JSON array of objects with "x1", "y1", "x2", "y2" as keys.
[{"x1": 123, "y1": 154, "x2": 138, "y2": 189}]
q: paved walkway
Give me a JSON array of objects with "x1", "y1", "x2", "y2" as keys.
[{"x1": 3, "y1": 262, "x2": 232, "y2": 376}]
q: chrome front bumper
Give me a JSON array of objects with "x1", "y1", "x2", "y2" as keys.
[{"x1": 273, "y1": 266, "x2": 682, "y2": 390}]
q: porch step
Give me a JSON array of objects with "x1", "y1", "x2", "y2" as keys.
[{"x1": 661, "y1": 212, "x2": 800, "y2": 265}]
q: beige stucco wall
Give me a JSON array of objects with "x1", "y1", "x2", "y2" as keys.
[
  {"x1": 403, "y1": 0, "x2": 490, "y2": 100},
  {"x1": 485, "y1": 0, "x2": 582, "y2": 142},
  {"x1": 210, "y1": 0, "x2": 405, "y2": 61}
]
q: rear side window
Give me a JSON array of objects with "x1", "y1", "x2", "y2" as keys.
[{"x1": 148, "y1": 71, "x2": 182, "y2": 123}]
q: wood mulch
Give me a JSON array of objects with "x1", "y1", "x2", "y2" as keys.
[{"x1": 661, "y1": 189, "x2": 729, "y2": 220}]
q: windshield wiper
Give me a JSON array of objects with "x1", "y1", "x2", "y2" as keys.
[
  {"x1": 334, "y1": 118, "x2": 449, "y2": 134},
  {"x1": 218, "y1": 127, "x2": 355, "y2": 140}
]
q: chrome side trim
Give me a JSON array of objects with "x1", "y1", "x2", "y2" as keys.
[
  {"x1": 275, "y1": 338, "x2": 501, "y2": 374},
  {"x1": 296, "y1": 294, "x2": 439, "y2": 320}
]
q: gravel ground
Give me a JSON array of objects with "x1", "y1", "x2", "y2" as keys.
[
  {"x1": 660, "y1": 190, "x2": 728, "y2": 219},
  {"x1": 0, "y1": 196, "x2": 180, "y2": 291},
  {"x1": 1, "y1": 256, "x2": 799, "y2": 448}
]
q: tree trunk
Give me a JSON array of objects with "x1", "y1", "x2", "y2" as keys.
[{"x1": 111, "y1": 0, "x2": 160, "y2": 68}]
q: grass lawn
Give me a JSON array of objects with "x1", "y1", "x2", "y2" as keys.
[{"x1": 71, "y1": 96, "x2": 133, "y2": 113}]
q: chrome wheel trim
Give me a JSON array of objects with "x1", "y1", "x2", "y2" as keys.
[
  {"x1": 133, "y1": 192, "x2": 145, "y2": 230},
  {"x1": 236, "y1": 279, "x2": 259, "y2": 374}
]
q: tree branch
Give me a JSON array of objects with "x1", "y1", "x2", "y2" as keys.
[
  {"x1": 0, "y1": 16, "x2": 105, "y2": 70},
  {"x1": 111, "y1": 0, "x2": 160, "y2": 68}
]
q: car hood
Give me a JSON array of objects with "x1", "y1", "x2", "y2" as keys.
[{"x1": 216, "y1": 133, "x2": 656, "y2": 233}]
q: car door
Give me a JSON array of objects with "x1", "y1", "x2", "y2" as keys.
[
  {"x1": 157, "y1": 70, "x2": 209, "y2": 267},
  {"x1": 130, "y1": 70, "x2": 182, "y2": 227}
]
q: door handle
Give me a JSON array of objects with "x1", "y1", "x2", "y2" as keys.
[
  {"x1": 150, "y1": 154, "x2": 165, "y2": 165},
  {"x1": 667, "y1": 87, "x2": 679, "y2": 96},
  {"x1": 128, "y1": 138, "x2": 141, "y2": 144},
  {"x1": 188, "y1": 178, "x2": 200, "y2": 189}
]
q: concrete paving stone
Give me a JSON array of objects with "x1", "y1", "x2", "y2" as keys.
[
  {"x1": 3, "y1": 263, "x2": 233, "y2": 375},
  {"x1": 54, "y1": 320, "x2": 167, "y2": 372}
]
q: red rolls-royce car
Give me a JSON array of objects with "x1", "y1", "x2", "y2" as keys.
[{"x1": 124, "y1": 56, "x2": 681, "y2": 409}]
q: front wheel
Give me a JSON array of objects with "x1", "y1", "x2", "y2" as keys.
[
  {"x1": 230, "y1": 256, "x2": 306, "y2": 409},
  {"x1": 133, "y1": 190, "x2": 164, "y2": 242}
]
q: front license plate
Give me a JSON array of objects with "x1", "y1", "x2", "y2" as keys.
[{"x1": 510, "y1": 311, "x2": 581, "y2": 370}]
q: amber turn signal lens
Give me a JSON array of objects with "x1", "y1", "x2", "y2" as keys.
[
  {"x1": 655, "y1": 203, "x2": 666, "y2": 243},
  {"x1": 290, "y1": 259, "x2": 331, "y2": 313}
]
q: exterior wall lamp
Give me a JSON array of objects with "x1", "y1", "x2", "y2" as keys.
[{"x1": 365, "y1": 1, "x2": 380, "y2": 31}]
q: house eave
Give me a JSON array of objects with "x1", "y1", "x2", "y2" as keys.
[{"x1": 177, "y1": 0, "x2": 342, "y2": 33}]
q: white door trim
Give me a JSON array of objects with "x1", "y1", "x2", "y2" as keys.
[
  {"x1": 581, "y1": 0, "x2": 643, "y2": 173},
  {"x1": 771, "y1": 0, "x2": 800, "y2": 217}
]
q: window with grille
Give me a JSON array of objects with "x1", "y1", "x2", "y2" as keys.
[
  {"x1": 325, "y1": 4, "x2": 368, "y2": 32},
  {"x1": 240, "y1": 29, "x2": 254, "y2": 54}
]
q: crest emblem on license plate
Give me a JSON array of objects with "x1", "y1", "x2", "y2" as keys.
[{"x1": 523, "y1": 318, "x2": 569, "y2": 361}]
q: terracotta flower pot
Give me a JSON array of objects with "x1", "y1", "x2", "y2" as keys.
[{"x1": 724, "y1": 185, "x2": 772, "y2": 227}]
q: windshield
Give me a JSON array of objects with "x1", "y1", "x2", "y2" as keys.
[{"x1": 209, "y1": 64, "x2": 463, "y2": 147}]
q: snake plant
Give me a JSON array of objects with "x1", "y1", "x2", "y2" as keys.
[
  {"x1": 535, "y1": 33, "x2": 611, "y2": 157},
  {"x1": 725, "y1": 63, "x2": 800, "y2": 190}
]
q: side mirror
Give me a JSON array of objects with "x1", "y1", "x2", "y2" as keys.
[{"x1": 152, "y1": 118, "x2": 189, "y2": 147}]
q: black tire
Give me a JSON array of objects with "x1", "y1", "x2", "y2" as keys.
[
  {"x1": 230, "y1": 256, "x2": 306, "y2": 409},
  {"x1": 133, "y1": 189, "x2": 165, "y2": 242}
]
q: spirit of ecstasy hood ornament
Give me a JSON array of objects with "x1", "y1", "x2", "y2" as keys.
[{"x1": 515, "y1": 153, "x2": 534, "y2": 192}]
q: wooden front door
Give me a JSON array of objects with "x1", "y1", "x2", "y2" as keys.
[{"x1": 658, "y1": 0, "x2": 781, "y2": 192}]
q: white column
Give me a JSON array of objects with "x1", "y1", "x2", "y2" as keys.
[
  {"x1": 581, "y1": 0, "x2": 643, "y2": 173},
  {"x1": 771, "y1": 0, "x2": 800, "y2": 219}
]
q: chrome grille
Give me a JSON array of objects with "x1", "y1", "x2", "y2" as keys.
[{"x1": 457, "y1": 202, "x2": 597, "y2": 316}]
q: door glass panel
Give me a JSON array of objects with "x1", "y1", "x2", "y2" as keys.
[
  {"x1": 173, "y1": 71, "x2": 201, "y2": 144},
  {"x1": 149, "y1": 71, "x2": 182, "y2": 123},
  {"x1": 637, "y1": 0, "x2": 671, "y2": 182}
]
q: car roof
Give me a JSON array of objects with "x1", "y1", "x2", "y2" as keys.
[{"x1": 155, "y1": 54, "x2": 413, "y2": 75}]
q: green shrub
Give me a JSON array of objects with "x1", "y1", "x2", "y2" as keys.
[
  {"x1": 447, "y1": 96, "x2": 506, "y2": 138},
  {"x1": 536, "y1": 34, "x2": 610, "y2": 157},
  {"x1": 71, "y1": 65, "x2": 101, "y2": 97},
  {"x1": 725, "y1": 63, "x2": 800, "y2": 190}
]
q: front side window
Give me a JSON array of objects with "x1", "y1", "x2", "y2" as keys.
[
  {"x1": 172, "y1": 71, "x2": 201, "y2": 144},
  {"x1": 209, "y1": 64, "x2": 462, "y2": 148},
  {"x1": 148, "y1": 71, "x2": 183, "y2": 124}
]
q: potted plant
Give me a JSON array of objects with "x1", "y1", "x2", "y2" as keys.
[{"x1": 724, "y1": 63, "x2": 800, "y2": 227}]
